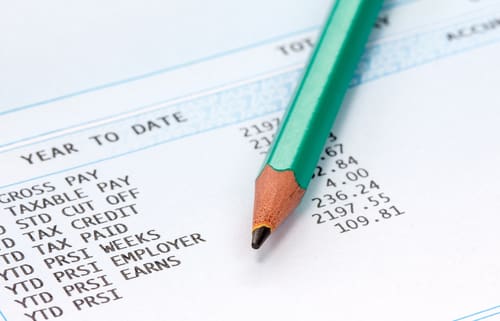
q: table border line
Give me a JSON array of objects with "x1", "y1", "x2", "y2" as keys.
[
  {"x1": 0, "y1": 310, "x2": 7, "y2": 321},
  {"x1": 454, "y1": 305, "x2": 500, "y2": 321}
]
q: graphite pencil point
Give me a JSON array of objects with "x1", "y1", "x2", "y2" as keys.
[{"x1": 251, "y1": 226, "x2": 271, "y2": 249}]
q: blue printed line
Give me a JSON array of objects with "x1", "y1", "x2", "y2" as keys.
[
  {"x1": 0, "y1": 25, "x2": 318, "y2": 117},
  {"x1": 0, "y1": 310, "x2": 7, "y2": 321},
  {"x1": 0, "y1": 107, "x2": 281, "y2": 191},
  {"x1": 475, "y1": 311, "x2": 500, "y2": 321},
  {"x1": 454, "y1": 305, "x2": 500, "y2": 321}
]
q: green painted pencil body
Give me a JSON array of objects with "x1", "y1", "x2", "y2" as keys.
[
  {"x1": 265, "y1": 0, "x2": 383, "y2": 188},
  {"x1": 251, "y1": 0, "x2": 383, "y2": 249}
]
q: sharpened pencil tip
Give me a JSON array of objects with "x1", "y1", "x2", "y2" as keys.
[{"x1": 251, "y1": 226, "x2": 271, "y2": 249}]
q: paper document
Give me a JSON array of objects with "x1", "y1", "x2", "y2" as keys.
[{"x1": 2, "y1": 0, "x2": 500, "y2": 320}]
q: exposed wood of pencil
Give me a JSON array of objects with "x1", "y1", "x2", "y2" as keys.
[{"x1": 252, "y1": 165, "x2": 305, "y2": 232}]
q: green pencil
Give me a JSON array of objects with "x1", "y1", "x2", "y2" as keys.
[{"x1": 251, "y1": 0, "x2": 384, "y2": 249}]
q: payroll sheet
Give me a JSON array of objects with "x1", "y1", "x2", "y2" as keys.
[{"x1": 2, "y1": 0, "x2": 500, "y2": 320}]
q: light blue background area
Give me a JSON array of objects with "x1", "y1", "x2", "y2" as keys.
[{"x1": 0, "y1": 0, "x2": 332, "y2": 109}]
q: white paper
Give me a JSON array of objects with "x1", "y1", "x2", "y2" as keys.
[{"x1": 1, "y1": 1, "x2": 500, "y2": 320}]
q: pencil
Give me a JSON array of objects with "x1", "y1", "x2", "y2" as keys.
[{"x1": 251, "y1": 0, "x2": 384, "y2": 249}]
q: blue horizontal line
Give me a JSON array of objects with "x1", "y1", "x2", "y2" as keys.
[
  {"x1": 454, "y1": 305, "x2": 500, "y2": 321},
  {"x1": 475, "y1": 311, "x2": 500, "y2": 321},
  {"x1": 0, "y1": 310, "x2": 7, "y2": 321},
  {"x1": 0, "y1": 25, "x2": 319, "y2": 117}
]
